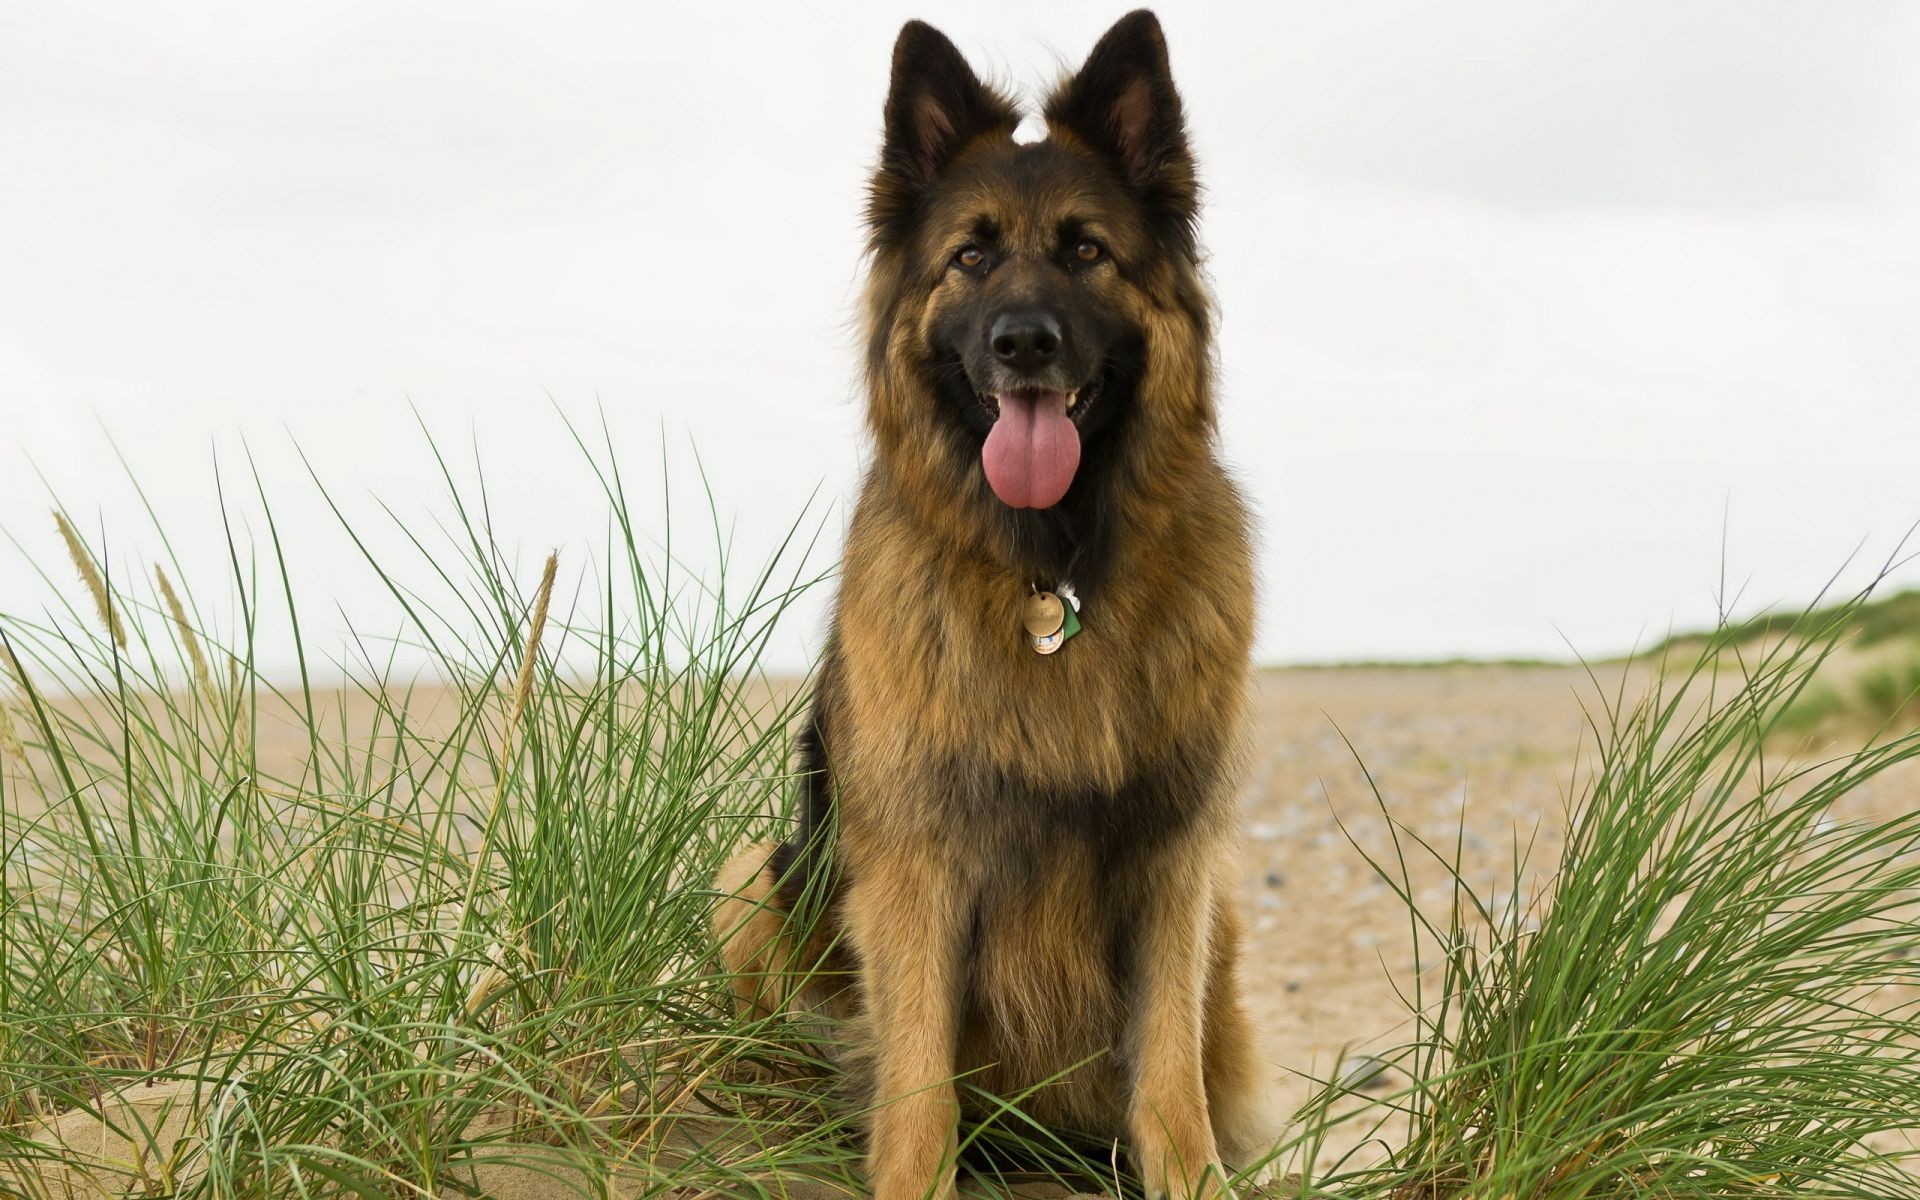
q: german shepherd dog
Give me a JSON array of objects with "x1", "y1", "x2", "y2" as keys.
[{"x1": 713, "y1": 11, "x2": 1273, "y2": 1199}]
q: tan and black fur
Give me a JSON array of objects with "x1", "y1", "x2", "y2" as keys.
[{"x1": 713, "y1": 12, "x2": 1275, "y2": 1200}]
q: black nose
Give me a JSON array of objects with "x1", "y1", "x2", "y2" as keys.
[{"x1": 988, "y1": 310, "x2": 1063, "y2": 374}]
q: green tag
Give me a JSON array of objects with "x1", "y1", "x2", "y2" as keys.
[{"x1": 1061, "y1": 603, "x2": 1081, "y2": 641}]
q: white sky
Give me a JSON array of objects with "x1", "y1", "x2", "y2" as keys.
[{"x1": 3, "y1": 0, "x2": 1919, "y2": 677}]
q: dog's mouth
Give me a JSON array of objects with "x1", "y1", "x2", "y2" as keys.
[
  {"x1": 976, "y1": 373, "x2": 1106, "y2": 426},
  {"x1": 976, "y1": 377, "x2": 1105, "y2": 510}
]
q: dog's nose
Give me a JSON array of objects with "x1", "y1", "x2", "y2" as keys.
[{"x1": 988, "y1": 310, "x2": 1063, "y2": 374}]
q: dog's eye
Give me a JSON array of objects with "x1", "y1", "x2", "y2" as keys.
[
  {"x1": 1074, "y1": 239, "x2": 1103, "y2": 263},
  {"x1": 953, "y1": 245, "x2": 986, "y2": 271}
]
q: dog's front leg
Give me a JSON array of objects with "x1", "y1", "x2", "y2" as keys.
[
  {"x1": 847, "y1": 841, "x2": 968, "y2": 1200},
  {"x1": 1129, "y1": 850, "x2": 1227, "y2": 1200}
]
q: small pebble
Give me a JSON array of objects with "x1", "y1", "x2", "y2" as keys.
[
  {"x1": 1264, "y1": 871, "x2": 1284, "y2": 888},
  {"x1": 1338, "y1": 1054, "x2": 1393, "y2": 1093},
  {"x1": 1284, "y1": 980, "x2": 1302, "y2": 993}
]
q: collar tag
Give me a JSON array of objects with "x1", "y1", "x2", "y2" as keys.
[{"x1": 1025, "y1": 583, "x2": 1083, "y2": 655}]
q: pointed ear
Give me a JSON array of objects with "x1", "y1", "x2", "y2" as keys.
[
  {"x1": 1045, "y1": 10, "x2": 1198, "y2": 245},
  {"x1": 868, "y1": 21, "x2": 1020, "y2": 239}
]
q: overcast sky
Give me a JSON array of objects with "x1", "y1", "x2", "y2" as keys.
[{"x1": 4, "y1": 0, "x2": 1918, "y2": 676}]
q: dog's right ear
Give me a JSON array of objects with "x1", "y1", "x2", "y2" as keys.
[{"x1": 868, "y1": 21, "x2": 1018, "y2": 241}]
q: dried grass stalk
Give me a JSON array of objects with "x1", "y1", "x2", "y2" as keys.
[
  {"x1": 0, "y1": 701, "x2": 23, "y2": 766},
  {"x1": 500, "y1": 551, "x2": 559, "y2": 767},
  {"x1": 155, "y1": 565, "x2": 218, "y2": 711},
  {"x1": 54, "y1": 510, "x2": 126, "y2": 649}
]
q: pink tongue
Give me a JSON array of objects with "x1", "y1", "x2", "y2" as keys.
[{"x1": 981, "y1": 391, "x2": 1081, "y2": 509}]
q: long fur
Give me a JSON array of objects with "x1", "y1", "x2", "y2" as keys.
[{"x1": 711, "y1": 12, "x2": 1275, "y2": 1200}]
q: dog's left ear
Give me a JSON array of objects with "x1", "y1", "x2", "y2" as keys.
[{"x1": 1045, "y1": 10, "x2": 1198, "y2": 247}]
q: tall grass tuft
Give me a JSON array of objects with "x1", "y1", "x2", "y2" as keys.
[
  {"x1": 1, "y1": 427, "x2": 861, "y2": 1198},
  {"x1": 1289, "y1": 589, "x2": 1920, "y2": 1199}
]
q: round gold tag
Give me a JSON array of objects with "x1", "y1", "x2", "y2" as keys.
[{"x1": 1023, "y1": 591, "x2": 1066, "y2": 637}]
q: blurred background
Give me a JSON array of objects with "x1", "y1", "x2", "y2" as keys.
[{"x1": 4, "y1": 0, "x2": 1918, "y2": 677}]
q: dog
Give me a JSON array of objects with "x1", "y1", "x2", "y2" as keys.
[{"x1": 712, "y1": 12, "x2": 1273, "y2": 1200}]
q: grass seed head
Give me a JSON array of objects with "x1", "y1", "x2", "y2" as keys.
[
  {"x1": 54, "y1": 509, "x2": 126, "y2": 649},
  {"x1": 155, "y1": 564, "x2": 218, "y2": 710}
]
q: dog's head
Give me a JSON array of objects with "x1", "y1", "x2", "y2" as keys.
[{"x1": 863, "y1": 11, "x2": 1212, "y2": 539}]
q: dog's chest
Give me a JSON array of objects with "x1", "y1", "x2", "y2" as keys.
[{"x1": 843, "y1": 576, "x2": 1243, "y2": 784}]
